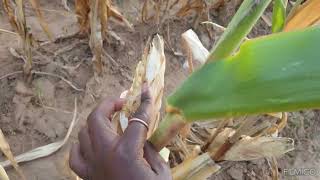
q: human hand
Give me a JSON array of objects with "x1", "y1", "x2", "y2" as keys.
[{"x1": 69, "y1": 87, "x2": 172, "y2": 180}]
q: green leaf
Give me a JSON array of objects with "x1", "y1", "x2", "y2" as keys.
[
  {"x1": 272, "y1": 0, "x2": 287, "y2": 33},
  {"x1": 208, "y1": 0, "x2": 272, "y2": 62},
  {"x1": 168, "y1": 26, "x2": 320, "y2": 121}
]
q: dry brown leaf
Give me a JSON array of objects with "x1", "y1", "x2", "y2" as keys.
[
  {"x1": 75, "y1": 0, "x2": 132, "y2": 73},
  {"x1": 0, "y1": 165, "x2": 9, "y2": 180},
  {"x1": 28, "y1": 0, "x2": 53, "y2": 40},
  {"x1": 176, "y1": 0, "x2": 204, "y2": 17},
  {"x1": 0, "y1": 129, "x2": 26, "y2": 180},
  {"x1": 223, "y1": 136, "x2": 294, "y2": 161},
  {"x1": 75, "y1": 0, "x2": 132, "y2": 35},
  {"x1": 284, "y1": 0, "x2": 320, "y2": 31},
  {"x1": 207, "y1": 128, "x2": 235, "y2": 155},
  {"x1": 75, "y1": 0, "x2": 91, "y2": 34},
  {"x1": 89, "y1": 0, "x2": 104, "y2": 74},
  {"x1": 15, "y1": 0, "x2": 33, "y2": 78},
  {"x1": 107, "y1": 4, "x2": 133, "y2": 30},
  {"x1": 2, "y1": 0, "x2": 18, "y2": 30},
  {"x1": 3, "y1": 0, "x2": 33, "y2": 77},
  {"x1": 172, "y1": 152, "x2": 220, "y2": 180}
]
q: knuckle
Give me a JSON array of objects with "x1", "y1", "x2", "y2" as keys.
[
  {"x1": 134, "y1": 111, "x2": 150, "y2": 123},
  {"x1": 87, "y1": 110, "x2": 102, "y2": 127},
  {"x1": 141, "y1": 94, "x2": 152, "y2": 104}
]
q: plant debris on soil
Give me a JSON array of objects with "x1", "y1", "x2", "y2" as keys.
[{"x1": 0, "y1": 0, "x2": 319, "y2": 179}]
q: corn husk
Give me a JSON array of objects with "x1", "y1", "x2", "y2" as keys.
[
  {"x1": 284, "y1": 0, "x2": 320, "y2": 31},
  {"x1": 0, "y1": 128, "x2": 25, "y2": 180},
  {"x1": 181, "y1": 29, "x2": 209, "y2": 71},
  {"x1": 223, "y1": 136, "x2": 294, "y2": 161},
  {"x1": 0, "y1": 165, "x2": 9, "y2": 180},
  {"x1": 207, "y1": 128, "x2": 235, "y2": 155},
  {"x1": 172, "y1": 152, "x2": 220, "y2": 180},
  {"x1": 117, "y1": 34, "x2": 166, "y2": 137}
]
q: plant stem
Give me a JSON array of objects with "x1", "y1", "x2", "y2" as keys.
[
  {"x1": 172, "y1": 152, "x2": 220, "y2": 180},
  {"x1": 149, "y1": 113, "x2": 186, "y2": 151}
]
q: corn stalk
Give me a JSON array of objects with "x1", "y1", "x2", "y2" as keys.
[
  {"x1": 89, "y1": 0, "x2": 105, "y2": 74},
  {"x1": 15, "y1": 0, "x2": 33, "y2": 80},
  {"x1": 75, "y1": 0, "x2": 132, "y2": 75},
  {"x1": 2, "y1": 0, "x2": 52, "y2": 81}
]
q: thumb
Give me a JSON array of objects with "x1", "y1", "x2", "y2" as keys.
[{"x1": 121, "y1": 84, "x2": 152, "y2": 156}]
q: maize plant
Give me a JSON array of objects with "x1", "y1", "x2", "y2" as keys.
[
  {"x1": 135, "y1": 0, "x2": 320, "y2": 179},
  {"x1": 141, "y1": 0, "x2": 225, "y2": 24},
  {"x1": 75, "y1": 0, "x2": 132, "y2": 75},
  {"x1": 2, "y1": 0, "x2": 51, "y2": 81}
]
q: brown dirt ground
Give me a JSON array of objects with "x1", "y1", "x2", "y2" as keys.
[{"x1": 0, "y1": 0, "x2": 319, "y2": 180}]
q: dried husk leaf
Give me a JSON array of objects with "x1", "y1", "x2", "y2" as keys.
[
  {"x1": 28, "y1": 0, "x2": 53, "y2": 39},
  {"x1": 3, "y1": 0, "x2": 52, "y2": 40},
  {"x1": 0, "y1": 165, "x2": 9, "y2": 180},
  {"x1": 223, "y1": 136, "x2": 294, "y2": 161},
  {"x1": 107, "y1": 4, "x2": 133, "y2": 30},
  {"x1": 75, "y1": 0, "x2": 132, "y2": 35},
  {"x1": 145, "y1": 34, "x2": 166, "y2": 136},
  {"x1": 75, "y1": 0, "x2": 90, "y2": 34},
  {"x1": 0, "y1": 128, "x2": 26, "y2": 180},
  {"x1": 89, "y1": 0, "x2": 103, "y2": 74},
  {"x1": 172, "y1": 152, "x2": 220, "y2": 180},
  {"x1": 118, "y1": 60, "x2": 146, "y2": 132},
  {"x1": 181, "y1": 29, "x2": 209, "y2": 71},
  {"x1": 176, "y1": 0, "x2": 205, "y2": 17},
  {"x1": 207, "y1": 128, "x2": 235, "y2": 155},
  {"x1": 117, "y1": 35, "x2": 166, "y2": 137},
  {"x1": 2, "y1": 0, "x2": 18, "y2": 30},
  {"x1": 284, "y1": 0, "x2": 320, "y2": 31},
  {"x1": 159, "y1": 147, "x2": 170, "y2": 162},
  {"x1": 76, "y1": 0, "x2": 132, "y2": 73},
  {"x1": 14, "y1": 0, "x2": 33, "y2": 78}
]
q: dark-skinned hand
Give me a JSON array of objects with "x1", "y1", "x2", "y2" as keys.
[{"x1": 69, "y1": 86, "x2": 172, "y2": 180}]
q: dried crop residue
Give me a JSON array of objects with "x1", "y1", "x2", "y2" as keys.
[{"x1": 0, "y1": 0, "x2": 319, "y2": 179}]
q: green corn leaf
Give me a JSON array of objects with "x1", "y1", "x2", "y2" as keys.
[
  {"x1": 272, "y1": 0, "x2": 287, "y2": 33},
  {"x1": 168, "y1": 26, "x2": 320, "y2": 121},
  {"x1": 208, "y1": 0, "x2": 271, "y2": 62}
]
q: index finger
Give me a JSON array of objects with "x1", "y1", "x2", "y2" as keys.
[
  {"x1": 87, "y1": 98, "x2": 125, "y2": 152},
  {"x1": 93, "y1": 98, "x2": 125, "y2": 119}
]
